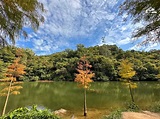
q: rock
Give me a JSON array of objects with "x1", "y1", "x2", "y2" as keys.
[
  {"x1": 54, "y1": 108, "x2": 67, "y2": 115},
  {"x1": 122, "y1": 111, "x2": 160, "y2": 119}
]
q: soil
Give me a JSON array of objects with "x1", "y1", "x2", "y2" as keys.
[
  {"x1": 122, "y1": 111, "x2": 160, "y2": 119},
  {"x1": 56, "y1": 109, "x2": 160, "y2": 119}
]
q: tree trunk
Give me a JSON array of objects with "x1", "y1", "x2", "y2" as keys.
[
  {"x1": 129, "y1": 83, "x2": 134, "y2": 102},
  {"x1": 84, "y1": 88, "x2": 87, "y2": 116},
  {"x1": 2, "y1": 80, "x2": 12, "y2": 116}
]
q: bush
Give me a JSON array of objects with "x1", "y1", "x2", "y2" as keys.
[
  {"x1": 102, "y1": 110, "x2": 122, "y2": 119},
  {"x1": 19, "y1": 76, "x2": 29, "y2": 81},
  {"x1": 125, "y1": 102, "x2": 140, "y2": 112},
  {"x1": 102, "y1": 102, "x2": 140, "y2": 119},
  {"x1": 0, "y1": 105, "x2": 60, "y2": 119},
  {"x1": 30, "y1": 76, "x2": 39, "y2": 81}
]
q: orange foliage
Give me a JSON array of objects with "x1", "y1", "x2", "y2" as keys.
[
  {"x1": 6, "y1": 58, "x2": 26, "y2": 81},
  {"x1": 0, "y1": 57, "x2": 25, "y2": 116},
  {"x1": 75, "y1": 56, "x2": 94, "y2": 88},
  {"x1": 0, "y1": 57, "x2": 25, "y2": 96},
  {"x1": 0, "y1": 82, "x2": 23, "y2": 96}
]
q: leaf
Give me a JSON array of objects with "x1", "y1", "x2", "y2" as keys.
[
  {"x1": 0, "y1": 93, "x2": 7, "y2": 96},
  {"x1": 10, "y1": 86, "x2": 23, "y2": 91},
  {"x1": 130, "y1": 82, "x2": 137, "y2": 89},
  {"x1": 10, "y1": 91, "x2": 20, "y2": 95},
  {"x1": 0, "y1": 82, "x2": 10, "y2": 86},
  {"x1": 1, "y1": 87, "x2": 9, "y2": 92}
]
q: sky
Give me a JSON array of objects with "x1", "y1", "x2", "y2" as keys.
[{"x1": 16, "y1": 0, "x2": 160, "y2": 55}]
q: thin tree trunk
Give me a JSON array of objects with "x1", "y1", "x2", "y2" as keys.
[
  {"x1": 129, "y1": 83, "x2": 134, "y2": 102},
  {"x1": 2, "y1": 80, "x2": 12, "y2": 116},
  {"x1": 84, "y1": 88, "x2": 87, "y2": 116}
]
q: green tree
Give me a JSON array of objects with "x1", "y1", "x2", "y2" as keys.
[
  {"x1": 0, "y1": 60, "x2": 6, "y2": 79},
  {"x1": 76, "y1": 44, "x2": 88, "y2": 57},
  {"x1": 0, "y1": 47, "x2": 15, "y2": 63},
  {"x1": 120, "y1": 0, "x2": 160, "y2": 45},
  {"x1": 118, "y1": 59, "x2": 136, "y2": 102},
  {"x1": 0, "y1": 0, "x2": 44, "y2": 46},
  {"x1": 75, "y1": 56, "x2": 94, "y2": 116}
]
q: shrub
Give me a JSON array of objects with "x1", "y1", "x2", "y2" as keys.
[
  {"x1": 125, "y1": 102, "x2": 140, "y2": 112},
  {"x1": 102, "y1": 110, "x2": 122, "y2": 119},
  {"x1": 1, "y1": 105, "x2": 60, "y2": 119},
  {"x1": 30, "y1": 76, "x2": 39, "y2": 81}
]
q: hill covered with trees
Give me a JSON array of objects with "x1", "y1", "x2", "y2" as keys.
[{"x1": 0, "y1": 44, "x2": 159, "y2": 82}]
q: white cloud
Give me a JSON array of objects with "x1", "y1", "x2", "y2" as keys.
[
  {"x1": 18, "y1": 0, "x2": 159, "y2": 55},
  {"x1": 24, "y1": 0, "x2": 120, "y2": 55},
  {"x1": 118, "y1": 37, "x2": 131, "y2": 45},
  {"x1": 130, "y1": 42, "x2": 160, "y2": 51},
  {"x1": 34, "y1": 39, "x2": 44, "y2": 46}
]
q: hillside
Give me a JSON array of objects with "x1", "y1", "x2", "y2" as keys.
[{"x1": 0, "y1": 44, "x2": 159, "y2": 81}]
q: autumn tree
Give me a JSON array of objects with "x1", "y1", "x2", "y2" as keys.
[
  {"x1": 7, "y1": 57, "x2": 26, "y2": 81},
  {"x1": 0, "y1": 57, "x2": 25, "y2": 116},
  {"x1": 120, "y1": 0, "x2": 160, "y2": 45},
  {"x1": 118, "y1": 59, "x2": 136, "y2": 102},
  {"x1": 0, "y1": 0, "x2": 44, "y2": 46},
  {"x1": 75, "y1": 56, "x2": 94, "y2": 116}
]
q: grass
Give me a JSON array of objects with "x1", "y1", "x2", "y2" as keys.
[{"x1": 149, "y1": 102, "x2": 160, "y2": 113}]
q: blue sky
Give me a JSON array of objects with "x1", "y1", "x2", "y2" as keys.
[{"x1": 16, "y1": 0, "x2": 160, "y2": 55}]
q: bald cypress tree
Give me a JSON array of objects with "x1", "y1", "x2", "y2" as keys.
[
  {"x1": 75, "y1": 56, "x2": 94, "y2": 116},
  {"x1": 120, "y1": 0, "x2": 160, "y2": 45},
  {"x1": 0, "y1": 0, "x2": 44, "y2": 46},
  {"x1": 118, "y1": 59, "x2": 136, "y2": 102},
  {"x1": 0, "y1": 57, "x2": 25, "y2": 116}
]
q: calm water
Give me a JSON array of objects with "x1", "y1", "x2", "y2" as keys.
[{"x1": 0, "y1": 82, "x2": 160, "y2": 114}]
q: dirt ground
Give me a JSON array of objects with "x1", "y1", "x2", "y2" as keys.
[
  {"x1": 56, "y1": 109, "x2": 160, "y2": 119},
  {"x1": 122, "y1": 111, "x2": 160, "y2": 119}
]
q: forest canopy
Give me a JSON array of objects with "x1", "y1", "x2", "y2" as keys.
[{"x1": 0, "y1": 44, "x2": 159, "y2": 82}]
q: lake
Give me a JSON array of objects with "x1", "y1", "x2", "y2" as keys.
[{"x1": 0, "y1": 82, "x2": 160, "y2": 118}]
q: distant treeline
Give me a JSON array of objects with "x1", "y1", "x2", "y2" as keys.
[{"x1": 0, "y1": 44, "x2": 160, "y2": 81}]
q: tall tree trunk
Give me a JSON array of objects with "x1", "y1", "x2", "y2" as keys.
[
  {"x1": 129, "y1": 83, "x2": 134, "y2": 102},
  {"x1": 84, "y1": 88, "x2": 87, "y2": 116},
  {"x1": 2, "y1": 80, "x2": 12, "y2": 116}
]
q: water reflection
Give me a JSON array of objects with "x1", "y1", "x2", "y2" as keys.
[{"x1": 0, "y1": 82, "x2": 159, "y2": 114}]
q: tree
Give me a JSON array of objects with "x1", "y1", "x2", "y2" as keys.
[
  {"x1": 120, "y1": 0, "x2": 160, "y2": 45},
  {"x1": 75, "y1": 56, "x2": 94, "y2": 116},
  {"x1": 7, "y1": 58, "x2": 26, "y2": 81},
  {"x1": 0, "y1": 57, "x2": 25, "y2": 116},
  {"x1": 0, "y1": 60, "x2": 6, "y2": 79},
  {"x1": 0, "y1": 0, "x2": 44, "y2": 46},
  {"x1": 0, "y1": 47, "x2": 15, "y2": 63},
  {"x1": 118, "y1": 59, "x2": 136, "y2": 102},
  {"x1": 76, "y1": 44, "x2": 88, "y2": 57}
]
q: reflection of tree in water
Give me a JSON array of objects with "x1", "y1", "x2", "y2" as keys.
[{"x1": 0, "y1": 82, "x2": 160, "y2": 113}]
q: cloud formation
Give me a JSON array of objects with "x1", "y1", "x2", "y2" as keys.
[{"x1": 17, "y1": 0, "x2": 159, "y2": 55}]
